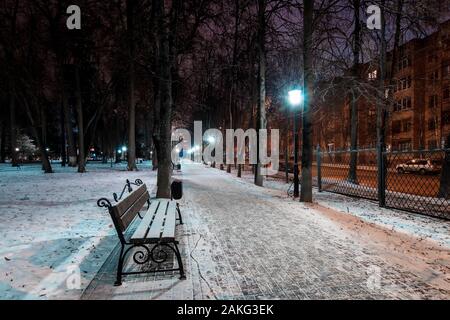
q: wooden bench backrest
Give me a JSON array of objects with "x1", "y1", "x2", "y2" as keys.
[{"x1": 111, "y1": 184, "x2": 149, "y2": 232}]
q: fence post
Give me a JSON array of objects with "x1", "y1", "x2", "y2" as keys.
[
  {"x1": 317, "y1": 145, "x2": 322, "y2": 192},
  {"x1": 377, "y1": 146, "x2": 386, "y2": 207}
]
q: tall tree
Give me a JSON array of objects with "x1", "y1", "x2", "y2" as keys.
[
  {"x1": 255, "y1": 0, "x2": 266, "y2": 187},
  {"x1": 377, "y1": 0, "x2": 387, "y2": 206},
  {"x1": 300, "y1": 0, "x2": 314, "y2": 203},
  {"x1": 348, "y1": 0, "x2": 361, "y2": 184},
  {"x1": 22, "y1": 97, "x2": 53, "y2": 173},
  {"x1": 153, "y1": 0, "x2": 174, "y2": 198},
  {"x1": 0, "y1": 119, "x2": 6, "y2": 163},
  {"x1": 6, "y1": 0, "x2": 19, "y2": 167},
  {"x1": 127, "y1": 0, "x2": 138, "y2": 171},
  {"x1": 75, "y1": 65, "x2": 86, "y2": 173},
  {"x1": 9, "y1": 88, "x2": 18, "y2": 166},
  {"x1": 61, "y1": 78, "x2": 77, "y2": 167}
]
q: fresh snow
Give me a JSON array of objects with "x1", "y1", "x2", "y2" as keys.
[
  {"x1": 0, "y1": 162, "x2": 156, "y2": 299},
  {"x1": 0, "y1": 161, "x2": 448, "y2": 300}
]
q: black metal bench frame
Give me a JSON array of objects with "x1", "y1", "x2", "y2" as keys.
[{"x1": 97, "y1": 179, "x2": 185, "y2": 286}]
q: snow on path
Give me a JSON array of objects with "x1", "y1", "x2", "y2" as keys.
[
  {"x1": 231, "y1": 167, "x2": 450, "y2": 248},
  {"x1": 180, "y1": 162, "x2": 449, "y2": 299},
  {"x1": 0, "y1": 162, "x2": 156, "y2": 299},
  {"x1": 1, "y1": 161, "x2": 449, "y2": 299}
]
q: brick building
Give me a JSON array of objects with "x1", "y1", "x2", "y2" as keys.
[{"x1": 312, "y1": 19, "x2": 450, "y2": 152}]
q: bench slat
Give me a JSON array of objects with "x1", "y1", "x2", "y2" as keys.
[
  {"x1": 145, "y1": 200, "x2": 169, "y2": 241},
  {"x1": 115, "y1": 184, "x2": 147, "y2": 217},
  {"x1": 111, "y1": 184, "x2": 148, "y2": 232},
  {"x1": 120, "y1": 191, "x2": 150, "y2": 231},
  {"x1": 130, "y1": 201, "x2": 160, "y2": 241},
  {"x1": 161, "y1": 201, "x2": 176, "y2": 241}
]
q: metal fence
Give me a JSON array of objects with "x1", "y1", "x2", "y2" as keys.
[{"x1": 316, "y1": 148, "x2": 450, "y2": 220}]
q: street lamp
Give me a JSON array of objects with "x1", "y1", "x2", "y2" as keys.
[
  {"x1": 288, "y1": 89, "x2": 303, "y2": 107},
  {"x1": 288, "y1": 88, "x2": 303, "y2": 198},
  {"x1": 121, "y1": 146, "x2": 127, "y2": 152}
]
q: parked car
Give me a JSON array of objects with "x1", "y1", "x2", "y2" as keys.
[{"x1": 396, "y1": 158, "x2": 441, "y2": 175}]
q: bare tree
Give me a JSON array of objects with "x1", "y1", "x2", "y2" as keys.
[
  {"x1": 153, "y1": 0, "x2": 174, "y2": 198},
  {"x1": 127, "y1": 0, "x2": 138, "y2": 171},
  {"x1": 348, "y1": 0, "x2": 361, "y2": 184},
  {"x1": 300, "y1": 0, "x2": 314, "y2": 203},
  {"x1": 74, "y1": 66, "x2": 86, "y2": 173},
  {"x1": 255, "y1": 0, "x2": 267, "y2": 187}
]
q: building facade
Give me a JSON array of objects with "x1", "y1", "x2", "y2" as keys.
[{"x1": 312, "y1": 20, "x2": 450, "y2": 153}]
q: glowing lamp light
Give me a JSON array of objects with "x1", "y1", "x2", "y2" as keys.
[
  {"x1": 15, "y1": 148, "x2": 20, "y2": 152},
  {"x1": 118, "y1": 150, "x2": 122, "y2": 154},
  {"x1": 122, "y1": 146, "x2": 127, "y2": 152},
  {"x1": 207, "y1": 136, "x2": 215, "y2": 144},
  {"x1": 288, "y1": 89, "x2": 303, "y2": 107}
]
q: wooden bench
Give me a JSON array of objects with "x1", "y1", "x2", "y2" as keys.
[{"x1": 97, "y1": 179, "x2": 185, "y2": 286}]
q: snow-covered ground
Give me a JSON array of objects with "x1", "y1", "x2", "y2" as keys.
[
  {"x1": 232, "y1": 167, "x2": 450, "y2": 248},
  {"x1": 0, "y1": 162, "x2": 156, "y2": 299},
  {"x1": 0, "y1": 161, "x2": 449, "y2": 300}
]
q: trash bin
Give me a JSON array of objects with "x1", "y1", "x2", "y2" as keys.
[{"x1": 171, "y1": 180, "x2": 183, "y2": 200}]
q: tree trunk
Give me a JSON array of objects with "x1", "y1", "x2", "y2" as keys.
[
  {"x1": 127, "y1": 0, "x2": 138, "y2": 171},
  {"x1": 348, "y1": 0, "x2": 361, "y2": 184},
  {"x1": 62, "y1": 82, "x2": 77, "y2": 166},
  {"x1": 377, "y1": 0, "x2": 387, "y2": 206},
  {"x1": 6, "y1": 2, "x2": 18, "y2": 166},
  {"x1": 60, "y1": 101, "x2": 67, "y2": 166},
  {"x1": 75, "y1": 66, "x2": 86, "y2": 173},
  {"x1": 300, "y1": 0, "x2": 314, "y2": 202},
  {"x1": 23, "y1": 98, "x2": 53, "y2": 173},
  {"x1": 152, "y1": 63, "x2": 160, "y2": 171},
  {"x1": 9, "y1": 90, "x2": 18, "y2": 166},
  {"x1": 255, "y1": 0, "x2": 266, "y2": 187},
  {"x1": 154, "y1": 0, "x2": 173, "y2": 198},
  {"x1": 0, "y1": 120, "x2": 6, "y2": 163}
]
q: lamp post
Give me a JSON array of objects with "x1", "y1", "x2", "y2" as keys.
[{"x1": 288, "y1": 89, "x2": 303, "y2": 198}]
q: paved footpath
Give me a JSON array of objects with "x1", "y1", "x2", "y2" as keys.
[{"x1": 83, "y1": 162, "x2": 450, "y2": 300}]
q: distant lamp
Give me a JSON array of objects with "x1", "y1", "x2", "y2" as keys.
[
  {"x1": 46, "y1": 148, "x2": 50, "y2": 152},
  {"x1": 288, "y1": 89, "x2": 303, "y2": 107},
  {"x1": 122, "y1": 146, "x2": 127, "y2": 152},
  {"x1": 15, "y1": 148, "x2": 20, "y2": 152},
  {"x1": 118, "y1": 149, "x2": 122, "y2": 154}
]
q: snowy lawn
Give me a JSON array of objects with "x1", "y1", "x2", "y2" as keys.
[{"x1": 0, "y1": 161, "x2": 156, "y2": 299}]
